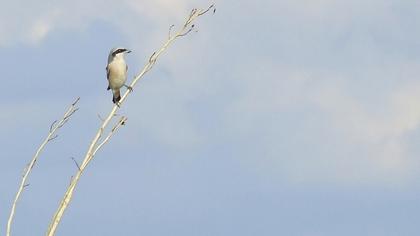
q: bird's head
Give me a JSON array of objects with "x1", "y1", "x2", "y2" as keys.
[{"x1": 108, "y1": 47, "x2": 131, "y2": 62}]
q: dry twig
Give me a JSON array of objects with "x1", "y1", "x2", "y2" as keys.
[{"x1": 6, "y1": 97, "x2": 79, "y2": 236}]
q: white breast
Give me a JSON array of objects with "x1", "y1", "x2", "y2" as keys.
[{"x1": 107, "y1": 58, "x2": 127, "y2": 90}]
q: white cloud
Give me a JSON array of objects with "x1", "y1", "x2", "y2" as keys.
[
  {"x1": 224, "y1": 59, "x2": 420, "y2": 186},
  {"x1": 0, "y1": 0, "x2": 200, "y2": 46}
]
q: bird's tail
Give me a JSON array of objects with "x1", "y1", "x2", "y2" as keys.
[{"x1": 112, "y1": 89, "x2": 121, "y2": 104}]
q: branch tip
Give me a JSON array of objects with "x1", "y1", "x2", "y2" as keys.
[
  {"x1": 149, "y1": 51, "x2": 157, "y2": 63},
  {"x1": 48, "y1": 134, "x2": 59, "y2": 142},
  {"x1": 97, "y1": 114, "x2": 105, "y2": 121},
  {"x1": 71, "y1": 157, "x2": 81, "y2": 171},
  {"x1": 50, "y1": 120, "x2": 58, "y2": 132},
  {"x1": 168, "y1": 24, "x2": 175, "y2": 39},
  {"x1": 72, "y1": 97, "x2": 81, "y2": 106}
]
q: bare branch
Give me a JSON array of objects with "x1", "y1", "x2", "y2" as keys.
[
  {"x1": 149, "y1": 51, "x2": 157, "y2": 66},
  {"x1": 22, "y1": 164, "x2": 30, "y2": 177},
  {"x1": 168, "y1": 24, "x2": 175, "y2": 39},
  {"x1": 198, "y1": 4, "x2": 215, "y2": 16},
  {"x1": 58, "y1": 108, "x2": 79, "y2": 129},
  {"x1": 90, "y1": 116, "x2": 128, "y2": 162},
  {"x1": 97, "y1": 114, "x2": 105, "y2": 122},
  {"x1": 71, "y1": 157, "x2": 81, "y2": 171},
  {"x1": 48, "y1": 134, "x2": 59, "y2": 142},
  {"x1": 177, "y1": 24, "x2": 195, "y2": 37},
  {"x1": 50, "y1": 120, "x2": 58, "y2": 133},
  {"x1": 72, "y1": 97, "x2": 81, "y2": 106},
  {"x1": 46, "y1": 5, "x2": 214, "y2": 235},
  {"x1": 6, "y1": 97, "x2": 80, "y2": 236}
]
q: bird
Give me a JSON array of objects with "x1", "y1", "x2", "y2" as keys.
[{"x1": 106, "y1": 47, "x2": 132, "y2": 106}]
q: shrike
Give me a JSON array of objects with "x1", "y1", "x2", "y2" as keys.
[{"x1": 106, "y1": 47, "x2": 132, "y2": 105}]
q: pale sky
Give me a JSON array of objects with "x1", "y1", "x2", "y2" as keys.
[{"x1": 1, "y1": 0, "x2": 420, "y2": 235}]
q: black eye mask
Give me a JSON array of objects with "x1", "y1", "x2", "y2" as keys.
[{"x1": 112, "y1": 49, "x2": 126, "y2": 57}]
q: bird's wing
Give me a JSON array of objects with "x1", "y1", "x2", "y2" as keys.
[
  {"x1": 106, "y1": 65, "x2": 110, "y2": 80},
  {"x1": 126, "y1": 64, "x2": 128, "y2": 72},
  {"x1": 106, "y1": 65, "x2": 110, "y2": 90}
]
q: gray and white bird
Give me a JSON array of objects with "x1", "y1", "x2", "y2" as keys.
[{"x1": 106, "y1": 47, "x2": 132, "y2": 105}]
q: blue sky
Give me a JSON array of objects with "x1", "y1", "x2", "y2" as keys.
[{"x1": 1, "y1": 0, "x2": 420, "y2": 235}]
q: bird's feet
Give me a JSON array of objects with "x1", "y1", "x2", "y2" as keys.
[
  {"x1": 124, "y1": 84, "x2": 133, "y2": 92},
  {"x1": 113, "y1": 98, "x2": 121, "y2": 108}
]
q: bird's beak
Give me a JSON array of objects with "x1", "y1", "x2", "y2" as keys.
[{"x1": 126, "y1": 49, "x2": 132, "y2": 53}]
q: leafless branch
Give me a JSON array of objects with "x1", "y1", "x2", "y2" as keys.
[
  {"x1": 6, "y1": 97, "x2": 80, "y2": 236},
  {"x1": 58, "y1": 108, "x2": 79, "y2": 129},
  {"x1": 149, "y1": 51, "x2": 157, "y2": 65},
  {"x1": 48, "y1": 134, "x2": 59, "y2": 142},
  {"x1": 71, "y1": 157, "x2": 81, "y2": 171},
  {"x1": 97, "y1": 114, "x2": 105, "y2": 122},
  {"x1": 168, "y1": 24, "x2": 175, "y2": 39},
  {"x1": 50, "y1": 120, "x2": 58, "y2": 132},
  {"x1": 89, "y1": 117, "x2": 127, "y2": 163},
  {"x1": 198, "y1": 4, "x2": 215, "y2": 16},
  {"x1": 46, "y1": 5, "x2": 214, "y2": 235},
  {"x1": 72, "y1": 97, "x2": 81, "y2": 106},
  {"x1": 177, "y1": 24, "x2": 195, "y2": 37}
]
